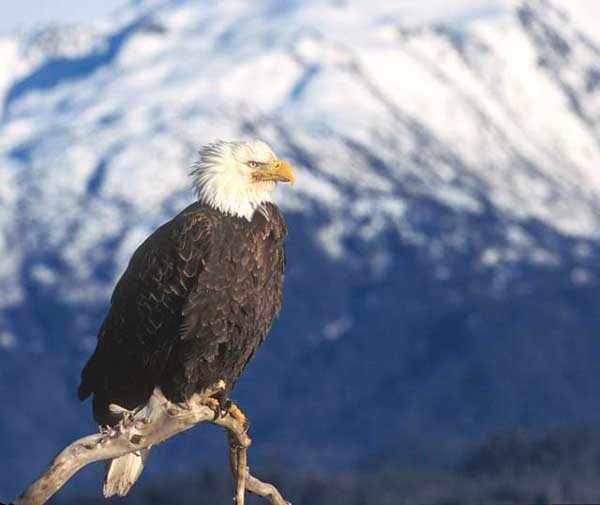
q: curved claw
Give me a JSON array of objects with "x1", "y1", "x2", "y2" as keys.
[
  {"x1": 220, "y1": 398, "x2": 232, "y2": 418},
  {"x1": 201, "y1": 397, "x2": 222, "y2": 420}
]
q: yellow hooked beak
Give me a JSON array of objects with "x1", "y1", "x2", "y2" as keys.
[{"x1": 252, "y1": 159, "x2": 295, "y2": 186}]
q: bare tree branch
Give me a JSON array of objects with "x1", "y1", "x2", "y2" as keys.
[
  {"x1": 228, "y1": 431, "x2": 249, "y2": 505},
  {"x1": 10, "y1": 388, "x2": 290, "y2": 505}
]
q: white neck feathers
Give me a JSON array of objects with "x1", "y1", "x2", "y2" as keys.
[{"x1": 190, "y1": 141, "x2": 274, "y2": 221}]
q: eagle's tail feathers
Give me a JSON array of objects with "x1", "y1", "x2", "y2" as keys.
[{"x1": 103, "y1": 448, "x2": 150, "y2": 497}]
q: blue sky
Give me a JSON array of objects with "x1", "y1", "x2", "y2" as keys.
[{"x1": 0, "y1": 0, "x2": 125, "y2": 33}]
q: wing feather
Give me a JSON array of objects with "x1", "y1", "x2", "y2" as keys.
[{"x1": 78, "y1": 204, "x2": 215, "y2": 420}]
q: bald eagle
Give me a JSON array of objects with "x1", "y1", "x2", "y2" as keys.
[{"x1": 78, "y1": 140, "x2": 294, "y2": 496}]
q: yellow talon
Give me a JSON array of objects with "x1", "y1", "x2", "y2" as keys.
[
  {"x1": 203, "y1": 397, "x2": 220, "y2": 411},
  {"x1": 229, "y1": 403, "x2": 247, "y2": 426}
]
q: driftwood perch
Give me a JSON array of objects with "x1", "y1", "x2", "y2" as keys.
[{"x1": 8, "y1": 387, "x2": 290, "y2": 505}]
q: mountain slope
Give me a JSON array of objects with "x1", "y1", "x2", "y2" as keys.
[{"x1": 2, "y1": 0, "x2": 600, "y2": 499}]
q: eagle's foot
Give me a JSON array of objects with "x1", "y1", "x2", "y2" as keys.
[
  {"x1": 227, "y1": 402, "x2": 249, "y2": 430},
  {"x1": 199, "y1": 380, "x2": 229, "y2": 420},
  {"x1": 200, "y1": 396, "x2": 247, "y2": 427},
  {"x1": 201, "y1": 397, "x2": 223, "y2": 421}
]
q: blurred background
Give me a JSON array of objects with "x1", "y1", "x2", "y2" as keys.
[{"x1": 2, "y1": 0, "x2": 600, "y2": 503}]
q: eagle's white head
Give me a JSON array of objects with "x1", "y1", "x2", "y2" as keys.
[{"x1": 191, "y1": 140, "x2": 295, "y2": 221}]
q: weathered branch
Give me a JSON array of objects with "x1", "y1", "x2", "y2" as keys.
[
  {"x1": 228, "y1": 431, "x2": 249, "y2": 505},
  {"x1": 9, "y1": 388, "x2": 290, "y2": 505}
]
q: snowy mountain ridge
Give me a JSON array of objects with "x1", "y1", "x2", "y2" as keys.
[{"x1": 2, "y1": 0, "x2": 600, "y2": 499}]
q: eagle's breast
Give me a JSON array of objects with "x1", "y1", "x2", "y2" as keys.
[{"x1": 160, "y1": 203, "x2": 287, "y2": 401}]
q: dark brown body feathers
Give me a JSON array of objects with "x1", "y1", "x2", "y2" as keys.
[{"x1": 78, "y1": 202, "x2": 287, "y2": 425}]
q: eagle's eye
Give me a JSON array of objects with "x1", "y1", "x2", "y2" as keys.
[{"x1": 248, "y1": 161, "x2": 258, "y2": 169}]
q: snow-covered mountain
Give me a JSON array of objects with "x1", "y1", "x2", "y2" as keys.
[{"x1": 2, "y1": 0, "x2": 600, "y2": 499}]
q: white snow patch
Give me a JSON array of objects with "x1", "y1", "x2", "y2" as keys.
[
  {"x1": 571, "y1": 267, "x2": 593, "y2": 286},
  {"x1": 323, "y1": 316, "x2": 353, "y2": 341},
  {"x1": 30, "y1": 264, "x2": 57, "y2": 285},
  {"x1": 0, "y1": 331, "x2": 16, "y2": 350}
]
